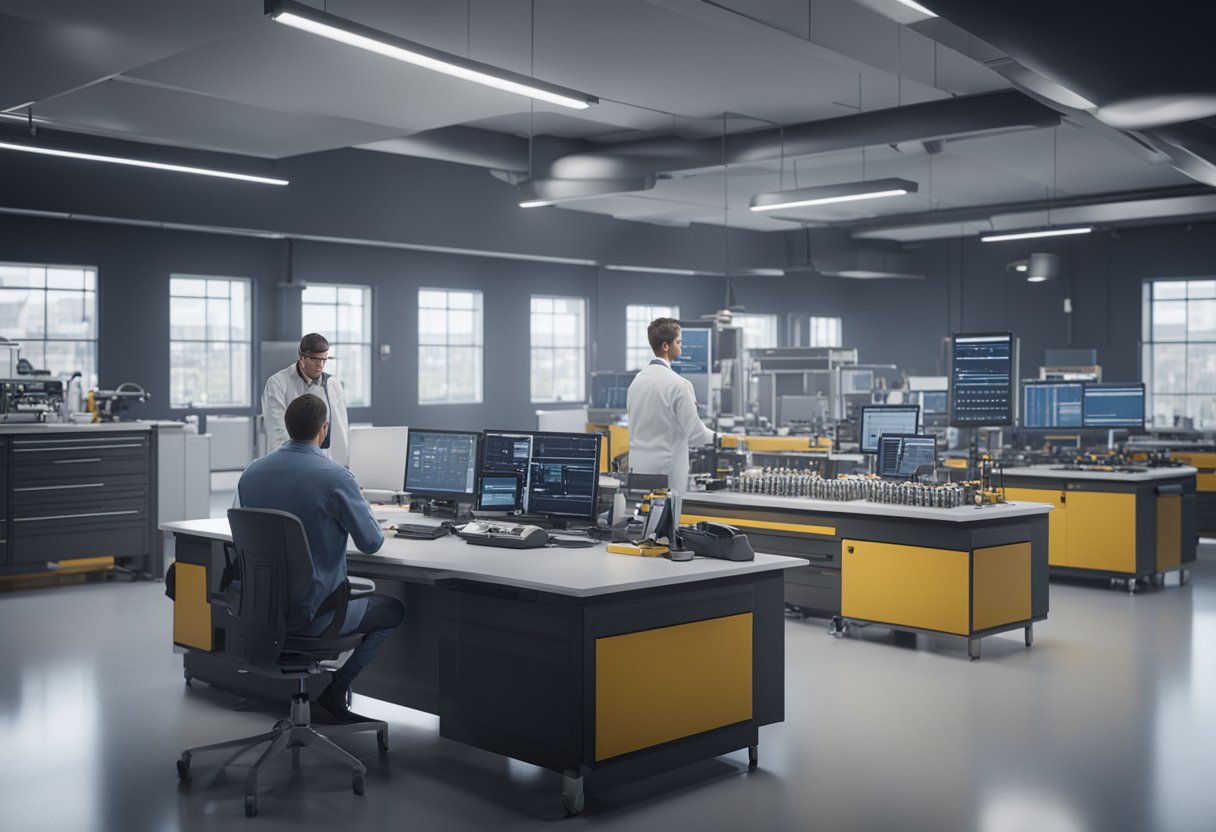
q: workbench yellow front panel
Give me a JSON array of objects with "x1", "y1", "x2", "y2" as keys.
[
  {"x1": 1005, "y1": 487, "x2": 1067, "y2": 566},
  {"x1": 594, "y1": 613, "x2": 753, "y2": 761},
  {"x1": 972, "y1": 543, "x2": 1031, "y2": 631},
  {"x1": 1064, "y1": 491, "x2": 1137, "y2": 572},
  {"x1": 173, "y1": 562, "x2": 212, "y2": 651},
  {"x1": 1157, "y1": 495, "x2": 1182, "y2": 570},
  {"x1": 842, "y1": 540, "x2": 970, "y2": 635}
]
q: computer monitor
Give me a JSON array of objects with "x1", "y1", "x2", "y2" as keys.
[
  {"x1": 842, "y1": 368, "x2": 874, "y2": 394},
  {"x1": 349, "y1": 426, "x2": 409, "y2": 492},
  {"x1": 918, "y1": 391, "x2": 948, "y2": 415},
  {"x1": 526, "y1": 432, "x2": 602, "y2": 521},
  {"x1": 476, "y1": 473, "x2": 522, "y2": 512},
  {"x1": 1082, "y1": 383, "x2": 1145, "y2": 429},
  {"x1": 950, "y1": 332, "x2": 1015, "y2": 426},
  {"x1": 1023, "y1": 381, "x2": 1083, "y2": 428},
  {"x1": 876, "y1": 434, "x2": 937, "y2": 479},
  {"x1": 403, "y1": 429, "x2": 480, "y2": 501},
  {"x1": 481, "y1": 431, "x2": 534, "y2": 478},
  {"x1": 859, "y1": 405, "x2": 920, "y2": 453}
]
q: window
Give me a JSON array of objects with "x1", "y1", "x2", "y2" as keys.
[
  {"x1": 531, "y1": 296, "x2": 586, "y2": 402},
  {"x1": 169, "y1": 276, "x2": 251, "y2": 408},
  {"x1": 0, "y1": 262, "x2": 98, "y2": 388},
  {"x1": 625, "y1": 304, "x2": 680, "y2": 370},
  {"x1": 810, "y1": 316, "x2": 843, "y2": 348},
  {"x1": 302, "y1": 284, "x2": 372, "y2": 407},
  {"x1": 1142, "y1": 279, "x2": 1216, "y2": 429},
  {"x1": 732, "y1": 313, "x2": 779, "y2": 351},
  {"x1": 418, "y1": 289, "x2": 483, "y2": 404}
]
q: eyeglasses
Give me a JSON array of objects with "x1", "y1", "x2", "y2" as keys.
[{"x1": 299, "y1": 353, "x2": 330, "y2": 364}]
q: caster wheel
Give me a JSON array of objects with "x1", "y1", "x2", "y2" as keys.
[
  {"x1": 1127, "y1": 579, "x2": 1138, "y2": 594},
  {"x1": 245, "y1": 797, "x2": 257, "y2": 818},
  {"x1": 1024, "y1": 626, "x2": 1034, "y2": 647},
  {"x1": 562, "y1": 791, "x2": 585, "y2": 816},
  {"x1": 748, "y1": 745, "x2": 759, "y2": 771},
  {"x1": 176, "y1": 757, "x2": 191, "y2": 781},
  {"x1": 828, "y1": 616, "x2": 844, "y2": 637},
  {"x1": 377, "y1": 731, "x2": 389, "y2": 754},
  {"x1": 353, "y1": 774, "x2": 365, "y2": 796}
]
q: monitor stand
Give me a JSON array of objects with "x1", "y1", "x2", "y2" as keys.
[{"x1": 410, "y1": 498, "x2": 470, "y2": 521}]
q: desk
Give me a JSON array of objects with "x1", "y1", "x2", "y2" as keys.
[
  {"x1": 680, "y1": 492, "x2": 1053, "y2": 659},
  {"x1": 164, "y1": 517, "x2": 805, "y2": 814},
  {"x1": 1002, "y1": 465, "x2": 1197, "y2": 590}
]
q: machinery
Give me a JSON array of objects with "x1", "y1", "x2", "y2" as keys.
[
  {"x1": 88, "y1": 383, "x2": 151, "y2": 422},
  {"x1": 0, "y1": 378, "x2": 65, "y2": 423}
]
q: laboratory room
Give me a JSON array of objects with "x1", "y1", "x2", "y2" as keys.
[{"x1": 2, "y1": 1, "x2": 1216, "y2": 830}]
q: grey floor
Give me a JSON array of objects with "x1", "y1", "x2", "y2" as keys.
[{"x1": 3, "y1": 505, "x2": 1215, "y2": 831}]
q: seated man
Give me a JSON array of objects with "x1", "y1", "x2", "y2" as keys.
[{"x1": 237, "y1": 393, "x2": 403, "y2": 722}]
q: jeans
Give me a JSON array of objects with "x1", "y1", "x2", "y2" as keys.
[{"x1": 329, "y1": 594, "x2": 405, "y2": 690}]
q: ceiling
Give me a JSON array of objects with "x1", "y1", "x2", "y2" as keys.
[{"x1": 0, "y1": 0, "x2": 1212, "y2": 240}]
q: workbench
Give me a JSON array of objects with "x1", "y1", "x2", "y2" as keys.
[
  {"x1": 1002, "y1": 465, "x2": 1197, "y2": 591},
  {"x1": 680, "y1": 491, "x2": 1052, "y2": 659},
  {"x1": 164, "y1": 516, "x2": 805, "y2": 814}
]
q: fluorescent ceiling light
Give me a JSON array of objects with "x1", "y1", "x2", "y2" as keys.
[
  {"x1": 518, "y1": 200, "x2": 553, "y2": 208},
  {"x1": 1014, "y1": 263, "x2": 1028, "y2": 272},
  {"x1": 0, "y1": 140, "x2": 288, "y2": 185},
  {"x1": 1027, "y1": 275, "x2": 1048, "y2": 283},
  {"x1": 980, "y1": 226, "x2": 1092, "y2": 242},
  {"x1": 750, "y1": 178, "x2": 918, "y2": 212},
  {"x1": 604, "y1": 264, "x2": 700, "y2": 276},
  {"x1": 894, "y1": 0, "x2": 938, "y2": 16},
  {"x1": 267, "y1": 0, "x2": 596, "y2": 110}
]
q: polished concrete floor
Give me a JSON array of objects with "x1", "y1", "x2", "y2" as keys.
[{"x1": 2, "y1": 541, "x2": 1215, "y2": 831}]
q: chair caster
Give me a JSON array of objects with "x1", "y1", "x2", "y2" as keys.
[{"x1": 353, "y1": 773, "x2": 365, "y2": 796}]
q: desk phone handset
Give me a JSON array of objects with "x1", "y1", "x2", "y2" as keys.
[{"x1": 457, "y1": 520, "x2": 549, "y2": 550}]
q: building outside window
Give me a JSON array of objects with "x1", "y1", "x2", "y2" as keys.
[
  {"x1": 302, "y1": 283, "x2": 372, "y2": 406},
  {"x1": 625, "y1": 303, "x2": 680, "y2": 370},
  {"x1": 809, "y1": 316, "x2": 843, "y2": 348},
  {"x1": 418, "y1": 288, "x2": 483, "y2": 404},
  {"x1": 1142, "y1": 278, "x2": 1216, "y2": 429},
  {"x1": 732, "y1": 312, "x2": 779, "y2": 351},
  {"x1": 169, "y1": 275, "x2": 251, "y2": 407},
  {"x1": 531, "y1": 296, "x2": 586, "y2": 402},
  {"x1": 0, "y1": 262, "x2": 98, "y2": 388}
]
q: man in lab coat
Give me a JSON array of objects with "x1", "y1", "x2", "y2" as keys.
[
  {"x1": 626, "y1": 318, "x2": 716, "y2": 492},
  {"x1": 262, "y1": 333, "x2": 350, "y2": 466}
]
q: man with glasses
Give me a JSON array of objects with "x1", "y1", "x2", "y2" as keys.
[{"x1": 262, "y1": 333, "x2": 351, "y2": 466}]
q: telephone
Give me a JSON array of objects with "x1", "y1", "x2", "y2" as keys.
[
  {"x1": 457, "y1": 520, "x2": 549, "y2": 550},
  {"x1": 679, "y1": 521, "x2": 755, "y2": 561}
]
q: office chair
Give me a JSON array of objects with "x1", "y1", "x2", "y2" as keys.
[{"x1": 176, "y1": 508, "x2": 388, "y2": 818}]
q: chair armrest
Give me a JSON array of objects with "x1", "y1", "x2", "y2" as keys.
[{"x1": 348, "y1": 576, "x2": 376, "y2": 597}]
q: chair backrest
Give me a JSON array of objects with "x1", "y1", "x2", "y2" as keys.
[{"x1": 227, "y1": 508, "x2": 317, "y2": 668}]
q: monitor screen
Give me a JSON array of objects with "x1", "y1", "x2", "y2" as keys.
[
  {"x1": 919, "y1": 391, "x2": 948, "y2": 415},
  {"x1": 1082, "y1": 383, "x2": 1145, "y2": 429},
  {"x1": 476, "y1": 473, "x2": 522, "y2": 512},
  {"x1": 527, "y1": 432, "x2": 602, "y2": 520},
  {"x1": 404, "y1": 429, "x2": 480, "y2": 499},
  {"x1": 842, "y1": 368, "x2": 874, "y2": 394},
  {"x1": 950, "y1": 333, "x2": 1015, "y2": 426},
  {"x1": 482, "y1": 431, "x2": 533, "y2": 478},
  {"x1": 1023, "y1": 381, "x2": 1083, "y2": 428},
  {"x1": 859, "y1": 405, "x2": 920, "y2": 453},
  {"x1": 877, "y1": 434, "x2": 937, "y2": 479}
]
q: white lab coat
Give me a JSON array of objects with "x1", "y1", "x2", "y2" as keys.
[
  {"x1": 626, "y1": 358, "x2": 715, "y2": 491},
  {"x1": 261, "y1": 363, "x2": 350, "y2": 466}
]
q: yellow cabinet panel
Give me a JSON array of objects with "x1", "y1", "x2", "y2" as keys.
[
  {"x1": 1005, "y1": 487, "x2": 1067, "y2": 566},
  {"x1": 595, "y1": 613, "x2": 752, "y2": 761},
  {"x1": 1064, "y1": 491, "x2": 1137, "y2": 572},
  {"x1": 972, "y1": 543, "x2": 1031, "y2": 631},
  {"x1": 173, "y1": 562, "x2": 212, "y2": 651},
  {"x1": 1156, "y1": 495, "x2": 1182, "y2": 570},
  {"x1": 841, "y1": 540, "x2": 970, "y2": 635}
]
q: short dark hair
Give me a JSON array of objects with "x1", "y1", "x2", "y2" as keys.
[
  {"x1": 284, "y1": 394, "x2": 328, "y2": 441},
  {"x1": 647, "y1": 318, "x2": 681, "y2": 354},
  {"x1": 299, "y1": 332, "x2": 330, "y2": 355}
]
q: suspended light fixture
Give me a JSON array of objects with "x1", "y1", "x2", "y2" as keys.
[
  {"x1": 265, "y1": 0, "x2": 597, "y2": 110},
  {"x1": 604, "y1": 264, "x2": 700, "y2": 276},
  {"x1": 750, "y1": 178, "x2": 918, "y2": 213},
  {"x1": 0, "y1": 140, "x2": 288, "y2": 185},
  {"x1": 981, "y1": 227, "x2": 1092, "y2": 242}
]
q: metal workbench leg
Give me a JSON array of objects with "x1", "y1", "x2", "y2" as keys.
[
  {"x1": 967, "y1": 638, "x2": 980, "y2": 661},
  {"x1": 1024, "y1": 624, "x2": 1033, "y2": 647},
  {"x1": 1181, "y1": 569, "x2": 1191, "y2": 586},
  {"x1": 562, "y1": 771, "x2": 585, "y2": 816},
  {"x1": 748, "y1": 744, "x2": 759, "y2": 771}
]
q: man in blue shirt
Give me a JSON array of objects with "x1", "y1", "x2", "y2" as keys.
[{"x1": 238, "y1": 393, "x2": 403, "y2": 722}]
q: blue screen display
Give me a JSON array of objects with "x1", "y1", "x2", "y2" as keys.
[
  {"x1": 672, "y1": 328, "x2": 710, "y2": 375},
  {"x1": 1082, "y1": 385, "x2": 1145, "y2": 428},
  {"x1": 1023, "y1": 382, "x2": 1083, "y2": 428}
]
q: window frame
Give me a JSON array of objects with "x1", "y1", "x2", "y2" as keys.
[
  {"x1": 168, "y1": 274, "x2": 253, "y2": 409},
  {"x1": 0, "y1": 260, "x2": 99, "y2": 389},
  {"x1": 625, "y1": 303, "x2": 680, "y2": 371},
  {"x1": 809, "y1": 316, "x2": 843, "y2": 348},
  {"x1": 531, "y1": 294, "x2": 588, "y2": 404},
  {"x1": 731, "y1": 312, "x2": 780, "y2": 351},
  {"x1": 1142, "y1": 278, "x2": 1216, "y2": 429},
  {"x1": 301, "y1": 282, "x2": 374, "y2": 408},
  {"x1": 417, "y1": 287, "x2": 485, "y2": 406}
]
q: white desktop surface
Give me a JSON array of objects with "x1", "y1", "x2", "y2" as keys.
[
  {"x1": 683, "y1": 490, "x2": 1054, "y2": 523},
  {"x1": 161, "y1": 516, "x2": 804, "y2": 598},
  {"x1": 1001, "y1": 465, "x2": 1198, "y2": 483}
]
